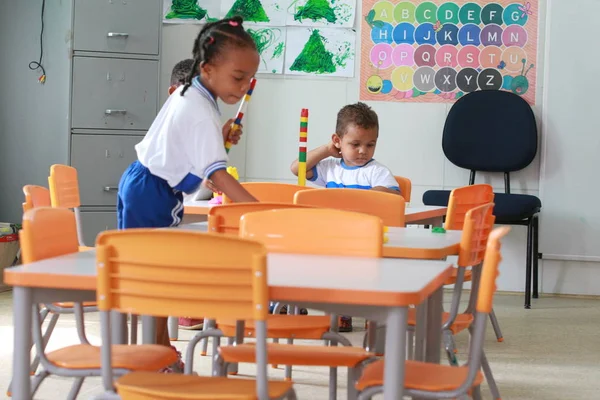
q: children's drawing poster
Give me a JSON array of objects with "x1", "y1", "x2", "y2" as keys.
[
  {"x1": 247, "y1": 25, "x2": 287, "y2": 74},
  {"x1": 285, "y1": 27, "x2": 356, "y2": 77},
  {"x1": 220, "y1": 0, "x2": 287, "y2": 25},
  {"x1": 360, "y1": 1, "x2": 538, "y2": 104},
  {"x1": 286, "y1": 0, "x2": 357, "y2": 28},
  {"x1": 163, "y1": 0, "x2": 221, "y2": 23}
]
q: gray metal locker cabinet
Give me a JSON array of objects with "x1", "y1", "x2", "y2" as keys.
[{"x1": 0, "y1": 1, "x2": 161, "y2": 244}]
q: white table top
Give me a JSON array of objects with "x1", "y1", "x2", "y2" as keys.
[
  {"x1": 184, "y1": 199, "x2": 445, "y2": 216},
  {"x1": 4, "y1": 247, "x2": 452, "y2": 305},
  {"x1": 177, "y1": 223, "x2": 462, "y2": 251}
]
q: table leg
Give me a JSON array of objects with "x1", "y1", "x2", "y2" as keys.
[
  {"x1": 13, "y1": 287, "x2": 33, "y2": 400},
  {"x1": 141, "y1": 316, "x2": 156, "y2": 344},
  {"x1": 111, "y1": 311, "x2": 128, "y2": 345},
  {"x1": 425, "y1": 286, "x2": 443, "y2": 364},
  {"x1": 414, "y1": 302, "x2": 427, "y2": 361},
  {"x1": 383, "y1": 307, "x2": 408, "y2": 400}
]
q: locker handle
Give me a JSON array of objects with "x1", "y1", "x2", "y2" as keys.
[
  {"x1": 107, "y1": 32, "x2": 129, "y2": 38},
  {"x1": 104, "y1": 186, "x2": 118, "y2": 192},
  {"x1": 105, "y1": 109, "x2": 127, "y2": 115}
]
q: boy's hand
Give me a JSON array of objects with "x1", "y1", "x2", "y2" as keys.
[
  {"x1": 222, "y1": 118, "x2": 243, "y2": 145},
  {"x1": 327, "y1": 141, "x2": 342, "y2": 158}
]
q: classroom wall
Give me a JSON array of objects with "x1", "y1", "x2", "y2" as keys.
[{"x1": 162, "y1": 1, "x2": 599, "y2": 296}]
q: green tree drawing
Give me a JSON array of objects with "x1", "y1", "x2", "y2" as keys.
[
  {"x1": 294, "y1": 0, "x2": 337, "y2": 23},
  {"x1": 226, "y1": 0, "x2": 270, "y2": 22},
  {"x1": 165, "y1": 0, "x2": 208, "y2": 21},
  {"x1": 290, "y1": 29, "x2": 336, "y2": 74}
]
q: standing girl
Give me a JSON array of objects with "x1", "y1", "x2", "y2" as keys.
[{"x1": 117, "y1": 16, "x2": 260, "y2": 372}]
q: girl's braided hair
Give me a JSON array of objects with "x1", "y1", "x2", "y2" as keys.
[{"x1": 181, "y1": 16, "x2": 256, "y2": 96}]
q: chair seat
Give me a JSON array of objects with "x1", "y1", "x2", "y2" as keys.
[
  {"x1": 217, "y1": 315, "x2": 331, "y2": 340},
  {"x1": 423, "y1": 190, "x2": 541, "y2": 222},
  {"x1": 444, "y1": 268, "x2": 472, "y2": 285},
  {"x1": 408, "y1": 309, "x2": 473, "y2": 335},
  {"x1": 46, "y1": 344, "x2": 177, "y2": 371},
  {"x1": 219, "y1": 343, "x2": 374, "y2": 368},
  {"x1": 356, "y1": 359, "x2": 484, "y2": 392},
  {"x1": 52, "y1": 301, "x2": 97, "y2": 308},
  {"x1": 116, "y1": 371, "x2": 294, "y2": 400}
]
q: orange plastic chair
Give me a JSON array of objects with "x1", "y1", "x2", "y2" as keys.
[
  {"x1": 94, "y1": 230, "x2": 296, "y2": 400},
  {"x1": 48, "y1": 164, "x2": 91, "y2": 249},
  {"x1": 208, "y1": 202, "x2": 314, "y2": 235},
  {"x1": 214, "y1": 208, "x2": 380, "y2": 398},
  {"x1": 394, "y1": 176, "x2": 412, "y2": 202},
  {"x1": 294, "y1": 188, "x2": 406, "y2": 227},
  {"x1": 223, "y1": 182, "x2": 314, "y2": 204},
  {"x1": 16, "y1": 208, "x2": 178, "y2": 399},
  {"x1": 355, "y1": 226, "x2": 510, "y2": 400},
  {"x1": 22, "y1": 185, "x2": 51, "y2": 213}
]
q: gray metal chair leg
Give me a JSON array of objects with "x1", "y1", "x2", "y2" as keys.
[
  {"x1": 285, "y1": 338, "x2": 293, "y2": 380},
  {"x1": 30, "y1": 312, "x2": 59, "y2": 375},
  {"x1": 472, "y1": 385, "x2": 483, "y2": 400},
  {"x1": 200, "y1": 319, "x2": 214, "y2": 356},
  {"x1": 347, "y1": 367, "x2": 359, "y2": 400},
  {"x1": 67, "y1": 377, "x2": 85, "y2": 400},
  {"x1": 130, "y1": 314, "x2": 138, "y2": 344},
  {"x1": 489, "y1": 308, "x2": 504, "y2": 342},
  {"x1": 481, "y1": 350, "x2": 501, "y2": 400},
  {"x1": 167, "y1": 316, "x2": 178, "y2": 341},
  {"x1": 407, "y1": 330, "x2": 414, "y2": 360},
  {"x1": 443, "y1": 330, "x2": 458, "y2": 366},
  {"x1": 30, "y1": 370, "x2": 50, "y2": 398},
  {"x1": 329, "y1": 367, "x2": 337, "y2": 400}
]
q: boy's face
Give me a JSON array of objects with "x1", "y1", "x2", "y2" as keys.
[{"x1": 332, "y1": 123, "x2": 378, "y2": 167}]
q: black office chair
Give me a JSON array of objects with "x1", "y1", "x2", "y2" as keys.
[{"x1": 423, "y1": 90, "x2": 541, "y2": 309}]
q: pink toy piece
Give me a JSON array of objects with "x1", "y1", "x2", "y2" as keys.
[{"x1": 208, "y1": 196, "x2": 222, "y2": 205}]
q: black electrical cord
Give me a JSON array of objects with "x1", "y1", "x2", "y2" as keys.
[{"x1": 29, "y1": 0, "x2": 46, "y2": 83}]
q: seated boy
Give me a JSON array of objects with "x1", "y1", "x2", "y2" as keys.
[
  {"x1": 291, "y1": 102, "x2": 400, "y2": 195},
  {"x1": 290, "y1": 102, "x2": 400, "y2": 332}
]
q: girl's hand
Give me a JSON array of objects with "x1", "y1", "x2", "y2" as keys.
[
  {"x1": 222, "y1": 118, "x2": 243, "y2": 145},
  {"x1": 202, "y1": 178, "x2": 219, "y2": 193}
]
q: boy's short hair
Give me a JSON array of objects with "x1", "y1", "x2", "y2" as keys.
[
  {"x1": 335, "y1": 102, "x2": 379, "y2": 137},
  {"x1": 170, "y1": 59, "x2": 195, "y2": 86}
]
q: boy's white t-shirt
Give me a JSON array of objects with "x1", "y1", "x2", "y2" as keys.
[
  {"x1": 309, "y1": 158, "x2": 400, "y2": 192},
  {"x1": 135, "y1": 77, "x2": 227, "y2": 194}
]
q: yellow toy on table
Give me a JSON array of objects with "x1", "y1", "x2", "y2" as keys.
[{"x1": 209, "y1": 167, "x2": 239, "y2": 205}]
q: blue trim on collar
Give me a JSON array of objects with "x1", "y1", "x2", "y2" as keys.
[
  {"x1": 340, "y1": 159, "x2": 375, "y2": 170},
  {"x1": 192, "y1": 76, "x2": 220, "y2": 114}
]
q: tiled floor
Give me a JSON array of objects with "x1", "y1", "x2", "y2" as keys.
[{"x1": 1, "y1": 290, "x2": 599, "y2": 399}]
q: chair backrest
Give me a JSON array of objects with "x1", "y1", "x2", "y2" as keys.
[
  {"x1": 457, "y1": 203, "x2": 496, "y2": 268},
  {"x1": 239, "y1": 208, "x2": 383, "y2": 257},
  {"x1": 96, "y1": 230, "x2": 270, "y2": 396},
  {"x1": 208, "y1": 203, "x2": 314, "y2": 235},
  {"x1": 444, "y1": 184, "x2": 494, "y2": 230},
  {"x1": 19, "y1": 207, "x2": 80, "y2": 263},
  {"x1": 394, "y1": 176, "x2": 412, "y2": 202},
  {"x1": 223, "y1": 182, "x2": 314, "y2": 204},
  {"x1": 442, "y1": 91, "x2": 537, "y2": 174},
  {"x1": 22, "y1": 185, "x2": 51, "y2": 213},
  {"x1": 48, "y1": 164, "x2": 81, "y2": 208},
  {"x1": 294, "y1": 188, "x2": 406, "y2": 227}
]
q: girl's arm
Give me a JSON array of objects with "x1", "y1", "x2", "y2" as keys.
[
  {"x1": 210, "y1": 170, "x2": 257, "y2": 202},
  {"x1": 290, "y1": 143, "x2": 340, "y2": 179}
]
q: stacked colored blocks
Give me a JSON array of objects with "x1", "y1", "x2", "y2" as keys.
[
  {"x1": 298, "y1": 108, "x2": 309, "y2": 186},
  {"x1": 361, "y1": 0, "x2": 538, "y2": 103}
]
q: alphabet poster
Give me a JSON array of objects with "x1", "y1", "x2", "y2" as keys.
[{"x1": 360, "y1": 1, "x2": 538, "y2": 104}]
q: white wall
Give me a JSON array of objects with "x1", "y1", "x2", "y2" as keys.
[{"x1": 161, "y1": 2, "x2": 600, "y2": 297}]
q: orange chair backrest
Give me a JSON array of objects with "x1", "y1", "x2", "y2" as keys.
[
  {"x1": 444, "y1": 184, "x2": 494, "y2": 230},
  {"x1": 239, "y1": 208, "x2": 383, "y2": 257},
  {"x1": 476, "y1": 226, "x2": 511, "y2": 313},
  {"x1": 95, "y1": 230, "x2": 268, "y2": 322},
  {"x1": 20, "y1": 207, "x2": 80, "y2": 264},
  {"x1": 48, "y1": 164, "x2": 81, "y2": 208},
  {"x1": 394, "y1": 176, "x2": 412, "y2": 202},
  {"x1": 208, "y1": 203, "x2": 314, "y2": 235},
  {"x1": 457, "y1": 203, "x2": 496, "y2": 268},
  {"x1": 294, "y1": 188, "x2": 406, "y2": 227},
  {"x1": 223, "y1": 182, "x2": 314, "y2": 204},
  {"x1": 22, "y1": 185, "x2": 51, "y2": 213}
]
